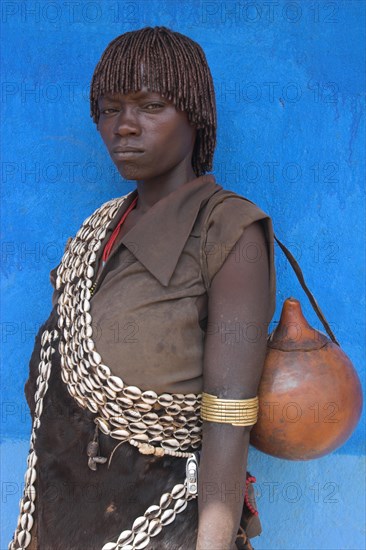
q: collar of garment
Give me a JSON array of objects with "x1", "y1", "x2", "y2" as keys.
[{"x1": 103, "y1": 175, "x2": 222, "y2": 287}]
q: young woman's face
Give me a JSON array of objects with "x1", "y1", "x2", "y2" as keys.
[{"x1": 97, "y1": 88, "x2": 196, "y2": 185}]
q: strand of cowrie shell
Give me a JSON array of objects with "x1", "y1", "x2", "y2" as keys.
[
  {"x1": 9, "y1": 330, "x2": 58, "y2": 550},
  {"x1": 101, "y1": 455, "x2": 199, "y2": 550},
  {"x1": 10, "y1": 195, "x2": 204, "y2": 549},
  {"x1": 8, "y1": 328, "x2": 199, "y2": 550},
  {"x1": 55, "y1": 194, "x2": 203, "y2": 457}
]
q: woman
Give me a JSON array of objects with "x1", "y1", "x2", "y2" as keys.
[{"x1": 10, "y1": 27, "x2": 275, "y2": 550}]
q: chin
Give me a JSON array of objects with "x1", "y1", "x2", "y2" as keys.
[{"x1": 117, "y1": 167, "x2": 144, "y2": 181}]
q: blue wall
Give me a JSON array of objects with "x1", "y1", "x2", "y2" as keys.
[{"x1": 1, "y1": 1, "x2": 365, "y2": 548}]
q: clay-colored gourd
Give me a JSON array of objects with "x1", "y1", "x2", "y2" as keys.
[{"x1": 250, "y1": 298, "x2": 363, "y2": 460}]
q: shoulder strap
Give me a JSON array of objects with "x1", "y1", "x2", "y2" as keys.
[
  {"x1": 274, "y1": 235, "x2": 339, "y2": 345},
  {"x1": 200, "y1": 190, "x2": 339, "y2": 345}
]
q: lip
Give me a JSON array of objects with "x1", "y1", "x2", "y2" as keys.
[{"x1": 112, "y1": 146, "x2": 144, "y2": 159}]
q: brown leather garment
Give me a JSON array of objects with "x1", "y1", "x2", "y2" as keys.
[
  {"x1": 22, "y1": 178, "x2": 274, "y2": 549},
  {"x1": 82, "y1": 177, "x2": 275, "y2": 394},
  {"x1": 25, "y1": 310, "x2": 198, "y2": 549},
  {"x1": 25, "y1": 309, "x2": 260, "y2": 549}
]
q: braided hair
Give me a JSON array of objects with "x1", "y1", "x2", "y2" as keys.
[{"x1": 90, "y1": 26, "x2": 216, "y2": 176}]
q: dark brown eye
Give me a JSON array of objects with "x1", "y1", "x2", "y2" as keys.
[
  {"x1": 100, "y1": 108, "x2": 118, "y2": 115},
  {"x1": 144, "y1": 103, "x2": 164, "y2": 110}
]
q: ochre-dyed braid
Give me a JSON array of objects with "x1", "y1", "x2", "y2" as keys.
[{"x1": 90, "y1": 26, "x2": 216, "y2": 176}]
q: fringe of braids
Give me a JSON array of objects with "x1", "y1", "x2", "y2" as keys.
[{"x1": 90, "y1": 27, "x2": 216, "y2": 176}]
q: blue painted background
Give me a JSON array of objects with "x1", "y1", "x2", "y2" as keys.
[{"x1": 1, "y1": 1, "x2": 365, "y2": 548}]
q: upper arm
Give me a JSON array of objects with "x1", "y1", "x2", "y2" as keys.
[{"x1": 202, "y1": 220, "x2": 270, "y2": 399}]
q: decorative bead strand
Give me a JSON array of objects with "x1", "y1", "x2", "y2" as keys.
[
  {"x1": 55, "y1": 194, "x2": 203, "y2": 456},
  {"x1": 9, "y1": 330, "x2": 58, "y2": 550},
  {"x1": 101, "y1": 455, "x2": 198, "y2": 550},
  {"x1": 129, "y1": 438, "x2": 192, "y2": 458},
  {"x1": 10, "y1": 195, "x2": 205, "y2": 550},
  {"x1": 244, "y1": 476, "x2": 258, "y2": 516}
]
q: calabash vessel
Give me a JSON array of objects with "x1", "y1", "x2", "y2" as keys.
[{"x1": 250, "y1": 298, "x2": 363, "y2": 460}]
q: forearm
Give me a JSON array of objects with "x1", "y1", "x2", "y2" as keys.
[{"x1": 196, "y1": 424, "x2": 250, "y2": 550}]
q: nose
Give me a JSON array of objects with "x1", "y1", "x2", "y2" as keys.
[{"x1": 114, "y1": 107, "x2": 140, "y2": 137}]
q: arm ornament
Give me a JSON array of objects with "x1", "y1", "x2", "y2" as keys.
[{"x1": 200, "y1": 393, "x2": 259, "y2": 426}]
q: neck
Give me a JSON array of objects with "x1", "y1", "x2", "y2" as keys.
[{"x1": 134, "y1": 167, "x2": 196, "y2": 214}]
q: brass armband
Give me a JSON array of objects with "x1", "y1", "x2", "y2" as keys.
[{"x1": 200, "y1": 392, "x2": 259, "y2": 427}]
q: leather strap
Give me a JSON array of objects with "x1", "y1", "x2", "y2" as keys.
[
  {"x1": 274, "y1": 235, "x2": 339, "y2": 346},
  {"x1": 200, "y1": 190, "x2": 340, "y2": 346}
]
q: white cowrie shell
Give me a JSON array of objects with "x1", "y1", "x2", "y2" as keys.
[
  {"x1": 159, "y1": 493, "x2": 172, "y2": 510},
  {"x1": 124, "y1": 410, "x2": 141, "y2": 422},
  {"x1": 20, "y1": 512, "x2": 34, "y2": 531},
  {"x1": 173, "y1": 415, "x2": 187, "y2": 427},
  {"x1": 166, "y1": 403, "x2": 181, "y2": 416},
  {"x1": 142, "y1": 412, "x2": 159, "y2": 425},
  {"x1": 95, "y1": 417, "x2": 110, "y2": 435},
  {"x1": 174, "y1": 498, "x2": 188, "y2": 514},
  {"x1": 144, "y1": 505, "x2": 161, "y2": 520},
  {"x1": 116, "y1": 397, "x2": 133, "y2": 408},
  {"x1": 171, "y1": 393, "x2": 185, "y2": 404},
  {"x1": 97, "y1": 364, "x2": 111, "y2": 380},
  {"x1": 92, "y1": 390, "x2": 106, "y2": 405},
  {"x1": 123, "y1": 386, "x2": 142, "y2": 400},
  {"x1": 148, "y1": 518, "x2": 162, "y2": 537},
  {"x1": 158, "y1": 393, "x2": 174, "y2": 407},
  {"x1": 134, "y1": 402, "x2": 152, "y2": 413},
  {"x1": 35, "y1": 400, "x2": 43, "y2": 417},
  {"x1": 129, "y1": 422, "x2": 147, "y2": 434},
  {"x1": 110, "y1": 429, "x2": 130, "y2": 440},
  {"x1": 104, "y1": 402, "x2": 123, "y2": 416},
  {"x1": 25, "y1": 468, "x2": 36, "y2": 486},
  {"x1": 90, "y1": 350, "x2": 102, "y2": 366},
  {"x1": 27, "y1": 451, "x2": 37, "y2": 469},
  {"x1": 82, "y1": 377, "x2": 94, "y2": 392},
  {"x1": 190, "y1": 426, "x2": 202, "y2": 435},
  {"x1": 107, "y1": 375, "x2": 124, "y2": 392},
  {"x1": 86, "y1": 399, "x2": 99, "y2": 414},
  {"x1": 23, "y1": 501, "x2": 35, "y2": 514},
  {"x1": 17, "y1": 530, "x2": 31, "y2": 548},
  {"x1": 26, "y1": 484, "x2": 36, "y2": 501},
  {"x1": 161, "y1": 438, "x2": 179, "y2": 451},
  {"x1": 159, "y1": 415, "x2": 174, "y2": 425},
  {"x1": 146, "y1": 424, "x2": 163, "y2": 437},
  {"x1": 181, "y1": 406, "x2": 195, "y2": 415},
  {"x1": 174, "y1": 428, "x2": 189, "y2": 440},
  {"x1": 179, "y1": 439, "x2": 192, "y2": 451},
  {"x1": 109, "y1": 417, "x2": 128, "y2": 428},
  {"x1": 141, "y1": 390, "x2": 158, "y2": 405},
  {"x1": 132, "y1": 516, "x2": 148, "y2": 533},
  {"x1": 86, "y1": 338, "x2": 94, "y2": 352},
  {"x1": 117, "y1": 529, "x2": 133, "y2": 545},
  {"x1": 187, "y1": 416, "x2": 199, "y2": 428},
  {"x1": 103, "y1": 386, "x2": 117, "y2": 401},
  {"x1": 171, "y1": 484, "x2": 186, "y2": 500},
  {"x1": 160, "y1": 509, "x2": 176, "y2": 526},
  {"x1": 134, "y1": 532, "x2": 150, "y2": 549}
]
